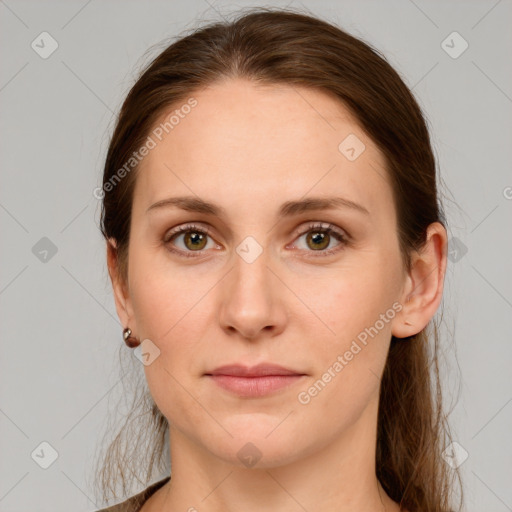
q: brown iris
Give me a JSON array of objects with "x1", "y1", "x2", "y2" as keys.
[
  {"x1": 306, "y1": 230, "x2": 330, "y2": 250},
  {"x1": 180, "y1": 227, "x2": 333, "y2": 253},
  {"x1": 184, "y1": 231, "x2": 207, "y2": 251}
]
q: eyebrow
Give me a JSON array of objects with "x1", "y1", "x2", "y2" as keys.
[{"x1": 146, "y1": 195, "x2": 370, "y2": 217}]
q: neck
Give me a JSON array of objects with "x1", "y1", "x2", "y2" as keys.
[{"x1": 151, "y1": 394, "x2": 398, "y2": 512}]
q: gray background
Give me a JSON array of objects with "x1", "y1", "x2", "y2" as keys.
[{"x1": 1, "y1": 0, "x2": 511, "y2": 510}]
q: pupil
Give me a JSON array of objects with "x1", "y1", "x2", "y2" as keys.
[
  {"x1": 309, "y1": 231, "x2": 329, "y2": 250},
  {"x1": 190, "y1": 233, "x2": 202, "y2": 245},
  {"x1": 186, "y1": 231, "x2": 205, "y2": 250}
]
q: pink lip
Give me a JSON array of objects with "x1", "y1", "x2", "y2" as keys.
[
  {"x1": 208, "y1": 363, "x2": 303, "y2": 377},
  {"x1": 205, "y1": 364, "x2": 306, "y2": 397}
]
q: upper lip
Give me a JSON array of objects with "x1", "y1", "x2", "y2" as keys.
[{"x1": 206, "y1": 363, "x2": 305, "y2": 377}]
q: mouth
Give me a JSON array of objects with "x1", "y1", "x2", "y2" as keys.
[{"x1": 205, "y1": 363, "x2": 307, "y2": 398}]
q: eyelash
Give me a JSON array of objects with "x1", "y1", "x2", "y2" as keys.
[{"x1": 163, "y1": 222, "x2": 349, "y2": 259}]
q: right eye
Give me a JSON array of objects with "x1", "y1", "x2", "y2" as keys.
[{"x1": 164, "y1": 223, "x2": 219, "y2": 257}]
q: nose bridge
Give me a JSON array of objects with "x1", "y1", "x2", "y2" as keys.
[
  {"x1": 217, "y1": 232, "x2": 284, "y2": 338},
  {"x1": 231, "y1": 234, "x2": 273, "y2": 301}
]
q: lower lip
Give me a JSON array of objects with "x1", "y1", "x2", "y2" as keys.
[{"x1": 207, "y1": 375, "x2": 305, "y2": 397}]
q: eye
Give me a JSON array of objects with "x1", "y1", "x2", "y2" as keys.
[
  {"x1": 163, "y1": 223, "x2": 218, "y2": 258},
  {"x1": 290, "y1": 222, "x2": 348, "y2": 257},
  {"x1": 163, "y1": 222, "x2": 349, "y2": 259}
]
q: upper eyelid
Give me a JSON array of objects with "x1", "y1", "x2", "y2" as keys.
[{"x1": 165, "y1": 221, "x2": 347, "y2": 244}]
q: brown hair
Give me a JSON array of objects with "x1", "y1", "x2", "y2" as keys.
[{"x1": 94, "y1": 6, "x2": 462, "y2": 511}]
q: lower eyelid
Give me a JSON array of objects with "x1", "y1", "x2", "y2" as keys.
[
  {"x1": 165, "y1": 221, "x2": 349, "y2": 251},
  {"x1": 291, "y1": 230, "x2": 347, "y2": 253}
]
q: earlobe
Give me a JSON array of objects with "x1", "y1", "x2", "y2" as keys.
[
  {"x1": 391, "y1": 222, "x2": 448, "y2": 339},
  {"x1": 391, "y1": 294, "x2": 416, "y2": 339}
]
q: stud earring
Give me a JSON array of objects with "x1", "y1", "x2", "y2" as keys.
[{"x1": 123, "y1": 327, "x2": 141, "y2": 348}]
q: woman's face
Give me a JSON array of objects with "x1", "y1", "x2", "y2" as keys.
[{"x1": 114, "y1": 78, "x2": 412, "y2": 468}]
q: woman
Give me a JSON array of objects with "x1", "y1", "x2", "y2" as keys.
[{"x1": 93, "y1": 6, "x2": 462, "y2": 511}]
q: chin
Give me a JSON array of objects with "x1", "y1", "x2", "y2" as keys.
[{"x1": 203, "y1": 418, "x2": 311, "y2": 469}]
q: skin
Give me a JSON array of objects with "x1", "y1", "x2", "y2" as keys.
[{"x1": 108, "y1": 77, "x2": 447, "y2": 512}]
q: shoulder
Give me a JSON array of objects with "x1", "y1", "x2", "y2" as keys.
[{"x1": 94, "y1": 476, "x2": 171, "y2": 512}]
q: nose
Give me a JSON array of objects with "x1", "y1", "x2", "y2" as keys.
[{"x1": 217, "y1": 246, "x2": 287, "y2": 341}]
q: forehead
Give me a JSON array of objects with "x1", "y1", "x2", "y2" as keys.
[{"x1": 133, "y1": 78, "x2": 392, "y2": 220}]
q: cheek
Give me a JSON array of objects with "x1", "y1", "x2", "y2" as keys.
[
  {"x1": 295, "y1": 305, "x2": 392, "y2": 440},
  {"x1": 128, "y1": 251, "x2": 218, "y2": 414},
  {"x1": 128, "y1": 242, "x2": 202, "y2": 338},
  {"x1": 293, "y1": 266, "x2": 396, "y2": 413},
  {"x1": 134, "y1": 282, "x2": 212, "y2": 434},
  {"x1": 130, "y1": 271, "x2": 211, "y2": 365},
  {"x1": 300, "y1": 264, "x2": 396, "y2": 348}
]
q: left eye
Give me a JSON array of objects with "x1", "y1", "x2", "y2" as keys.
[
  {"x1": 164, "y1": 222, "x2": 347, "y2": 258},
  {"x1": 292, "y1": 223, "x2": 347, "y2": 255}
]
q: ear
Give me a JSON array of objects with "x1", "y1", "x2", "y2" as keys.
[
  {"x1": 391, "y1": 222, "x2": 448, "y2": 338},
  {"x1": 107, "y1": 238, "x2": 136, "y2": 330}
]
